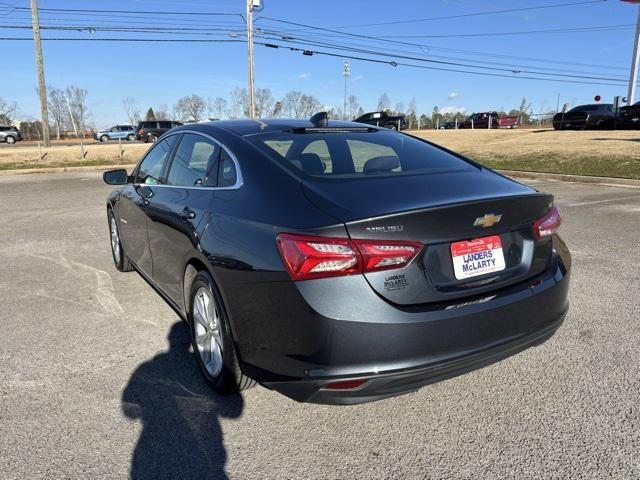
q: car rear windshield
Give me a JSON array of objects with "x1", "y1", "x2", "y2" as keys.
[{"x1": 246, "y1": 130, "x2": 475, "y2": 179}]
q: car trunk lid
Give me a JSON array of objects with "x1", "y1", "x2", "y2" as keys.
[{"x1": 302, "y1": 169, "x2": 554, "y2": 305}]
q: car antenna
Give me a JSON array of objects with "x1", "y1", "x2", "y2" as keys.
[{"x1": 309, "y1": 111, "x2": 328, "y2": 128}]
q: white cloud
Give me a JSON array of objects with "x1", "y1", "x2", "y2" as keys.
[
  {"x1": 447, "y1": 92, "x2": 462, "y2": 100},
  {"x1": 353, "y1": 75, "x2": 364, "y2": 81},
  {"x1": 439, "y1": 106, "x2": 467, "y2": 115},
  {"x1": 298, "y1": 73, "x2": 311, "y2": 80}
]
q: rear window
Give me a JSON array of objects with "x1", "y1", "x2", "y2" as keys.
[
  {"x1": 248, "y1": 131, "x2": 474, "y2": 179},
  {"x1": 569, "y1": 104, "x2": 612, "y2": 113},
  {"x1": 138, "y1": 122, "x2": 156, "y2": 129}
]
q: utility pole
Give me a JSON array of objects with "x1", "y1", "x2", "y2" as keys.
[
  {"x1": 30, "y1": 0, "x2": 50, "y2": 147},
  {"x1": 342, "y1": 60, "x2": 350, "y2": 120},
  {"x1": 556, "y1": 93, "x2": 561, "y2": 113},
  {"x1": 627, "y1": 3, "x2": 640, "y2": 105},
  {"x1": 246, "y1": 0, "x2": 256, "y2": 118}
]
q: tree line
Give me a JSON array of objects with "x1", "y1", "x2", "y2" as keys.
[{"x1": 1, "y1": 88, "x2": 538, "y2": 141}]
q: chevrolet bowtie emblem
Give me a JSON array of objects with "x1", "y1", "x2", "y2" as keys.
[{"x1": 474, "y1": 213, "x2": 502, "y2": 228}]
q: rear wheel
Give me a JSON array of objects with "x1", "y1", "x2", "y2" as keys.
[
  {"x1": 148, "y1": 134, "x2": 158, "y2": 143},
  {"x1": 108, "y1": 209, "x2": 133, "y2": 272},
  {"x1": 386, "y1": 123, "x2": 398, "y2": 131},
  {"x1": 189, "y1": 272, "x2": 255, "y2": 394},
  {"x1": 127, "y1": 134, "x2": 135, "y2": 141},
  {"x1": 5, "y1": 135, "x2": 16, "y2": 144}
]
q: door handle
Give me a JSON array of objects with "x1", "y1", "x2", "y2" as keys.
[{"x1": 180, "y1": 207, "x2": 196, "y2": 220}]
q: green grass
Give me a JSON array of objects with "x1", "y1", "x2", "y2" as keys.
[
  {"x1": 0, "y1": 158, "x2": 136, "y2": 171},
  {"x1": 465, "y1": 153, "x2": 640, "y2": 180}
]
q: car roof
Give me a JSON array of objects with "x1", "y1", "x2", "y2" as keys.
[{"x1": 171, "y1": 118, "x2": 376, "y2": 137}]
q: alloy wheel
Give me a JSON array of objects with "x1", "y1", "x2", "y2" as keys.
[
  {"x1": 110, "y1": 217, "x2": 121, "y2": 264},
  {"x1": 193, "y1": 286, "x2": 224, "y2": 378}
]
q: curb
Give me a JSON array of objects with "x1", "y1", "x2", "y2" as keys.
[
  {"x1": 0, "y1": 164, "x2": 136, "y2": 176},
  {"x1": 496, "y1": 169, "x2": 640, "y2": 189}
]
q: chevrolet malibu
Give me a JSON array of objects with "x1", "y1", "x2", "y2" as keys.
[{"x1": 103, "y1": 113, "x2": 570, "y2": 405}]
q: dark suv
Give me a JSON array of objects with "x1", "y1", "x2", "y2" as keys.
[
  {"x1": 135, "y1": 120, "x2": 182, "y2": 143},
  {"x1": 0, "y1": 125, "x2": 22, "y2": 144},
  {"x1": 552, "y1": 104, "x2": 615, "y2": 130}
]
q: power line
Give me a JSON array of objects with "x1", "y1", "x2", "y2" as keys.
[
  {"x1": 254, "y1": 32, "x2": 628, "y2": 82},
  {"x1": 329, "y1": 0, "x2": 610, "y2": 28},
  {"x1": 255, "y1": 28, "x2": 627, "y2": 77},
  {"x1": 0, "y1": 6, "x2": 243, "y2": 16},
  {"x1": 381, "y1": 23, "x2": 636, "y2": 39},
  {"x1": 258, "y1": 25, "x2": 628, "y2": 72},
  {"x1": 0, "y1": 36, "x2": 245, "y2": 43},
  {"x1": 255, "y1": 41, "x2": 628, "y2": 87}
]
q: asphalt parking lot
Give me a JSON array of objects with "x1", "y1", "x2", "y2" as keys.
[{"x1": 0, "y1": 171, "x2": 639, "y2": 479}]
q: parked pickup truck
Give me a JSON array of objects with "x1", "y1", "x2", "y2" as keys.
[
  {"x1": 459, "y1": 112, "x2": 519, "y2": 129},
  {"x1": 552, "y1": 104, "x2": 615, "y2": 130},
  {"x1": 354, "y1": 111, "x2": 407, "y2": 130}
]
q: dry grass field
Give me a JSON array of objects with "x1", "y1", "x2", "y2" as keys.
[
  {"x1": 1, "y1": 128, "x2": 638, "y2": 179},
  {"x1": 410, "y1": 128, "x2": 640, "y2": 179},
  {"x1": 0, "y1": 142, "x2": 150, "y2": 171}
]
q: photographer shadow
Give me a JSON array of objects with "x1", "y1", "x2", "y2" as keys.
[{"x1": 122, "y1": 321, "x2": 243, "y2": 480}]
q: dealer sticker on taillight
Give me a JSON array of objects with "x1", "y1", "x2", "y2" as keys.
[{"x1": 451, "y1": 235, "x2": 506, "y2": 280}]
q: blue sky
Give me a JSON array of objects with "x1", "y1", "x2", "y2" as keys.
[{"x1": 2, "y1": 0, "x2": 639, "y2": 126}]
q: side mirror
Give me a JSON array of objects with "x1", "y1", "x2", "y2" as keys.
[{"x1": 103, "y1": 169, "x2": 129, "y2": 185}]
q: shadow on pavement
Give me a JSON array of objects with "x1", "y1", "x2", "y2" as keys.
[{"x1": 122, "y1": 321, "x2": 243, "y2": 480}]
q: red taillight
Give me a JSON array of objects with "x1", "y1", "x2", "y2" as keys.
[
  {"x1": 353, "y1": 240, "x2": 422, "y2": 273},
  {"x1": 276, "y1": 233, "x2": 422, "y2": 281},
  {"x1": 534, "y1": 205, "x2": 562, "y2": 239},
  {"x1": 323, "y1": 379, "x2": 368, "y2": 390}
]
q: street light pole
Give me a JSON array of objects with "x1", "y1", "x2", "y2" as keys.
[
  {"x1": 627, "y1": 5, "x2": 640, "y2": 105},
  {"x1": 30, "y1": 0, "x2": 50, "y2": 147},
  {"x1": 246, "y1": 0, "x2": 256, "y2": 118},
  {"x1": 342, "y1": 60, "x2": 350, "y2": 120}
]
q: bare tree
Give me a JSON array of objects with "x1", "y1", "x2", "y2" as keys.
[
  {"x1": 122, "y1": 97, "x2": 140, "y2": 125},
  {"x1": 347, "y1": 94, "x2": 359, "y2": 119},
  {"x1": 299, "y1": 94, "x2": 321, "y2": 118},
  {"x1": 255, "y1": 88, "x2": 274, "y2": 118},
  {"x1": 394, "y1": 102, "x2": 405, "y2": 115},
  {"x1": 229, "y1": 87, "x2": 247, "y2": 119},
  {"x1": 377, "y1": 93, "x2": 390, "y2": 112},
  {"x1": 282, "y1": 90, "x2": 304, "y2": 118},
  {"x1": 209, "y1": 97, "x2": 227, "y2": 120},
  {"x1": 0, "y1": 96, "x2": 18, "y2": 125},
  {"x1": 155, "y1": 104, "x2": 170, "y2": 120},
  {"x1": 47, "y1": 87, "x2": 66, "y2": 139},
  {"x1": 65, "y1": 86, "x2": 90, "y2": 133},
  {"x1": 174, "y1": 94, "x2": 207, "y2": 122}
]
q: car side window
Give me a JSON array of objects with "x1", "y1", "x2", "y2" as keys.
[
  {"x1": 166, "y1": 133, "x2": 219, "y2": 187},
  {"x1": 218, "y1": 149, "x2": 238, "y2": 187},
  {"x1": 159, "y1": 121, "x2": 172, "y2": 129},
  {"x1": 135, "y1": 136, "x2": 176, "y2": 185}
]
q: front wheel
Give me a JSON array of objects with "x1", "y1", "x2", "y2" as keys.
[
  {"x1": 108, "y1": 209, "x2": 133, "y2": 272},
  {"x1": 100, "y1": 135, "x2": 109, "y2": 143},
  {"x1": 386, "y1": 123, "x2": 398, "y2": 131},
  {"x1": 148, "y1": 134, "x2": 158, "y2": 143},
  {"x1": 189, "y1": 272, "x2": 255, "y2": 394},
  {"x1": 5, "y1": 135, "x2": 16, "y2": 144}
]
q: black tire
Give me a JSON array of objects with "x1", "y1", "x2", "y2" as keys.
[
  {"x1": 386, "y1": 123, "x2": 398, "y2": 131},
  {"x1": 108, "y1": 209, "x2": 134, "y2": 272},
  {"x1": 148, "y1": 134, "x2": 158, "y2": 143},
  {"x1": 100, "y1": 134, "x2": 109, "y2": 143},
  {"x1": 189, "y1": 271, "x2": 255, "y2": 394},
  {"x1": 5, "y1": 135, "x2": 16, "y2": 144},
  {"x1": 127, "y1": 134, "x2": 135, "y2": 141}
]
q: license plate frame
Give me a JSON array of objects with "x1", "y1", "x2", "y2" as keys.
[{"x1": 451, "y1": 235, "x2": 506, "y2": 280}]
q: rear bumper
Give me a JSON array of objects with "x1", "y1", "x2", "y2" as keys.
[
  {"x1": 266, "y1": 314, "x2": 564, "y2": 405},
  {"x1": 229, "y1": 238, "x2": 571, "y2": 405}
]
